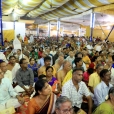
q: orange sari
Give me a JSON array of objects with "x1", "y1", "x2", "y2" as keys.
[{"x1": 27, "y1": 93, "x2": 56, "y2": 114}]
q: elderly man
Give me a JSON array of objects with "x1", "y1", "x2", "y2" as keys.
[
  {"x1": 57, "y1": 60, "x2": 72, "y2": 89},
  {"x1": 0, "y1": 68, "x2": 24, "y2": 111},
  {"x1": 0, "y1": 61, "x2": 12, "y2": 83},
  {"x1": 62, "y1": 68, "x2": 92, "y2": 114},
  {"x1": 55, "y1": 96, "x2": 73, "y2": 114}
]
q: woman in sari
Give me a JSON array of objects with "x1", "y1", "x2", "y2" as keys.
[
  {"x1": 27, "y1": 79, "x2": 56, "y2": 114},
  {"x1": 45, "y1": 66, "x2": 60, "y2": 95},
  {"x1": 93, "y1": 87, "x2": 114, "y2": 114}
]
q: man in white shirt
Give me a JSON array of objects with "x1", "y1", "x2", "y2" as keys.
[
  {"x1": 7, "y1": 56, "x2": 20, "y2": 83},
  {"x1": 0, "y1": 52, "x2": 7, "y2": 62},
  {"x1": 86, "y1": 42, "x2": 93, "y2": 54},
  {"x1": 62, "y1": 68, "x2": 92, "y2": 114},
  {"x1": 94, "y1": 42, "x2": 102, "y2": 52},
  {"x1": 0, "y1": 61, "x2": 12, "y2": 83},
  {"x1": 0, "y1": 68, "x2": 24, "y2": 111},
  {"x1": 94, "y1": 69, "x2": 113, "y2": 106}
]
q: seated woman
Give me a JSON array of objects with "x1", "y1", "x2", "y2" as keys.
[
  {"x1": 46, "y1": 66, "x2": 60, "y2": 95},
  {"x1": 28, "y1": 58, "x2": 38, "y2": 82},
  {"x1": 39, "y1": 66, "x2": 60, "y2": 95},
  {"x1": 27, "y1": 79, "x2": 56, "y2": 114},
  {"x1": 93, "y1": 87, "x2": 114, "y2": 114}
]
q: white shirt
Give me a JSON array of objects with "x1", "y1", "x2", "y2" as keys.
[
  {"x1": 4, "y1": 70, "x2": 12, "y2": 83},
  {"x1": 94, "y1": 45, "x2": 102, "y2": 52},
  {"x1": 86, "y1": 45, "x2": 93, "y2": 50},
  {"x1": 30, "y1": 35, "x2": 34, "y2": 43},
  {"x1": 0, "y1": 52, "x2": 7, "y2": 62},
  {"x1": 12, "y1": 63, "x2": 20, "y2": 82},
  {"x1": 94, "y1": 81, "x2": 113, "y2": 106},
  {"x1": 62, "y1": 79, "x2": 90, "y2": 108},
  {"x1": 50, "y1": 51, "x2": 56, "y2": 56},
  {"x1": 0, "y1": 78, "x2": 18, "y2": 104}
]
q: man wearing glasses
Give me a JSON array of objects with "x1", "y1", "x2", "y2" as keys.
[
  {"x1": 55, "y1": 96, "x2": 74, "y2": 114},
  {"x1": 15, "y1": 58, "x2": 34, "y2": 95}
]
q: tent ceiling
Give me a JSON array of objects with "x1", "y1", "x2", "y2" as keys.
[
  {"x1": 2, "y1": 0, "x2": 114, "y2": 20},
  {"x1": 61, "y1": 13, "x2": 114, "y2": 27}
]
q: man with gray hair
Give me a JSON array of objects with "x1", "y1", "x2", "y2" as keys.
[{"x1": 55, "y1": 96, "x2": 73, "y2": 114}]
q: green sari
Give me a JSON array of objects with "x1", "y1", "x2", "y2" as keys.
[{"x1": 93, "y1": 102, "x2": 114, "y2": 114}]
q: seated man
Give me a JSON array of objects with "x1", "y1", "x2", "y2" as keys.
[
  {"x1": 15, "y1": 58, "x2": 34, "y2": 95},
  {"x1": 94, "y1": 69, "x2": 113, "y2": 106},
  {"x1": 57, "y1": 60, "x2": 72, "y2": 90},
  {"x1": 74, "y1": 57, "x2": 84, "y2": 71},
  {"x1": 0, "y1": 61, "x2": 12, "y2": 83},
  {"x1": 88, "y1": 64, "x2": 104, "y2": 93},
  {"x1": 37, "y1": 52, "x2": 47, "y2": 67},
  {"x1": 55, "y1": 96, "x2": 73, "y2": 114},
  {"x1": 0, "y1": 68, "x2": 24, "y2": 111},
  {"x1": 74, "y1": 52, "x2": 87, "y2": 71},
  {"x1": 62, "y1": 68, "x2": 92, "y2": 114},
  {"x1": 7, "y1": 55, "x2": 20, "y2": 84},
  {"x1": 38, "y1": 56, "x2": 56, "y2": 76}
]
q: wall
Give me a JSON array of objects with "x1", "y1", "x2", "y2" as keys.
[
  {"x1": 2, "y1": 22, "x2": 14, "y2": 41},
  {"x1": 2, "y1": 21, "x2": 25, "y2": 41},
  {"x1": 86, "y1": 26, "x2": 114, "y2": 42},
  {"x1": 15, "y1": 22, "x2": 25, "y2": 40}
]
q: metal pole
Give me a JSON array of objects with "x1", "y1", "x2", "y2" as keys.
[
  {"x1": 96, "y1": 18, "x2": 107, "y2": 37},
  {"x1": 48, "y1": 21, "x2": 50, "y2": 37},
  {"x1": 90, "y1": 12, "x2": 95, "y2": 42},
  {"x1": 36, "y1": 24, "x2": 38, "y2": 37},
  {"x1": 105, "y1": 25, "x2": 114, "y2": 41},
  {"x1": 0, "y1": 0, "x2": 4, "y2": 46},
  {"x1": 57, "y1": 18, "x2": 60, "y2": 42}
]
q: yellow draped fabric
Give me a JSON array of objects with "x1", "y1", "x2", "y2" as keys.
[
  {"x1": 62, "y1": 70, "x2": 72, "y2": 87},
  {"x1": 2, "y1": 0, "x2": 114, "y2": 19},
  {"x1": 3, "y1": 29, "x2": 15, "y2": 41}
]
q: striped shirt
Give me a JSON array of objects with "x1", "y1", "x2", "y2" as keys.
[{"x1": 62, "y1": 79, "x2": 90, "y2": 108}]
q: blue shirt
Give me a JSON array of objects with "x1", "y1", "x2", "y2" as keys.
[
  {"x1": 38, "y1": 58, "x2": 44, "y2": 67},
  {"x1": 28, "y1": 63, "x2": 38, "y2": 71},
  {"x1": 0, "y1": 78, "x2": 18, "y2": 104},
  {"x1": 94, "y1": 81, "x2": 113, "y2": 106}
]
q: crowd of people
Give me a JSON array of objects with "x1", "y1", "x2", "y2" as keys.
[{"x1": 0, "y1": 35, "x2": 114, "y2": 114}]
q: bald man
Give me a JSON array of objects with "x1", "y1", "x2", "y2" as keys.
[{"x1": 57, "y1": 60, "x2": 72, "y2": 90}]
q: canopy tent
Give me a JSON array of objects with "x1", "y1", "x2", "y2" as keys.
[{"x1": 2, "y1": 0, "x2": 114, "y2": 20}]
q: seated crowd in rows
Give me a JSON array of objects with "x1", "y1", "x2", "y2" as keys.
[{"x1": 0, "y1": 37, "x2": 114, "y2": 114}]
